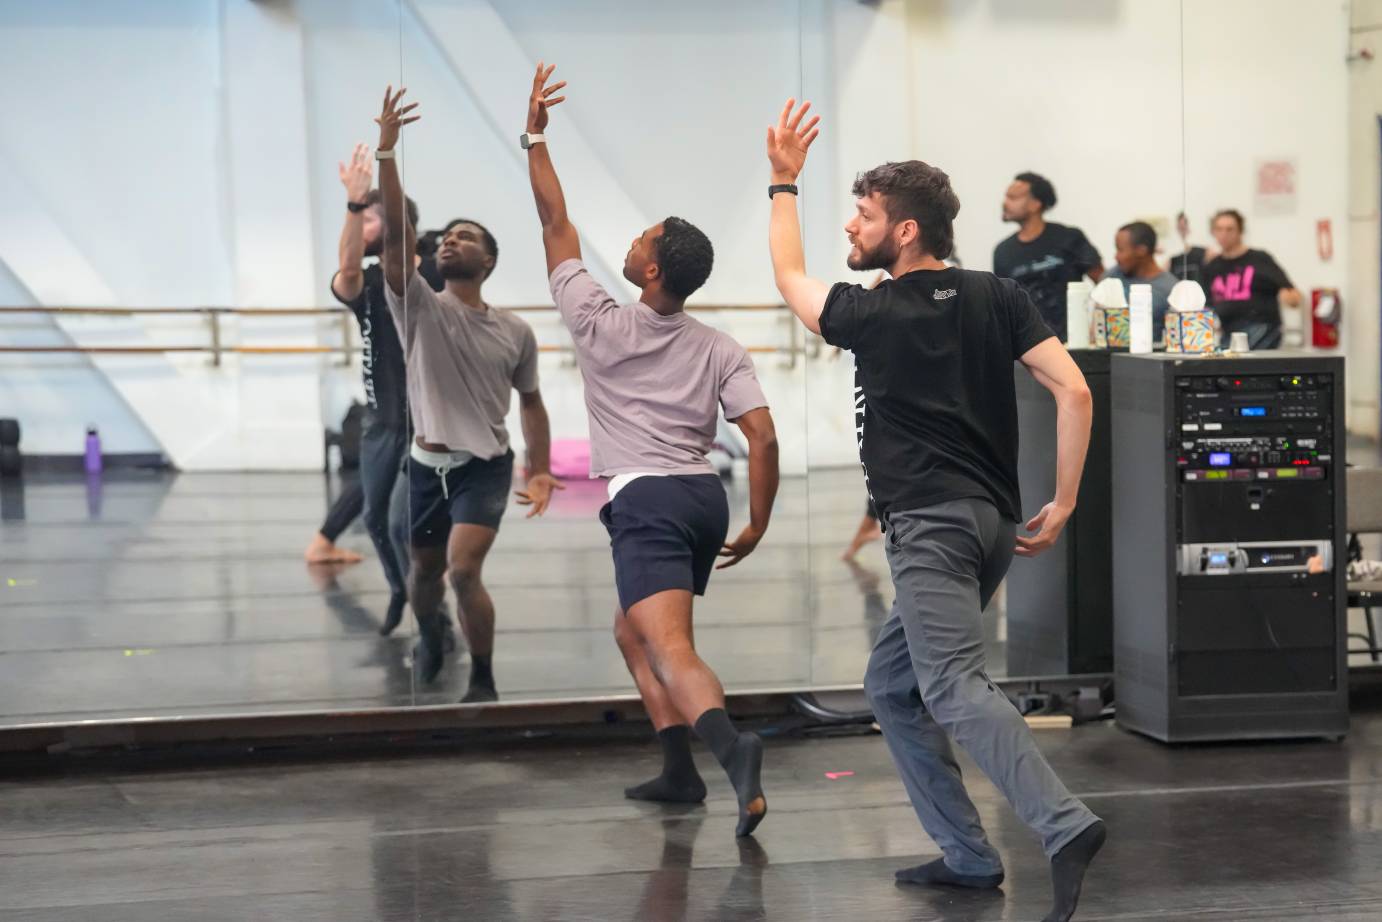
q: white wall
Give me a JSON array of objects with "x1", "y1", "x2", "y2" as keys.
[
  {"x1": 0, "y1": 1, "x2": 1364, "y2": 469},
  {"x1": 1351, "y1": 0, "x2": 1382, "y2": 438}
]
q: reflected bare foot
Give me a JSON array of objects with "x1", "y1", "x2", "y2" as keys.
[
  {"x1": 305, "y1": 562, "x2": 349, "y2": 593},
  {"x1": 841, "y1": 519, "x2": 883, "y2": 561},
  {"x1": 304, "y1": 533, "x2": 364, "y2": 564}
]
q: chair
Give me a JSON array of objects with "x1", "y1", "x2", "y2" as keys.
[{"x1": 1346, "y1": 467, "x2": 1382, "y2": 661}]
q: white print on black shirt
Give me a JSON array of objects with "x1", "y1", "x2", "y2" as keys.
[
  {"x1": 933, "y1": 288, "x2": 957, "y2": 300},
  {"x1": 359, "y1": 311, "x2": 377, "y2": 410},
  {"x1": 854, "y1": 365, "x2": 872, "y2": 503}
]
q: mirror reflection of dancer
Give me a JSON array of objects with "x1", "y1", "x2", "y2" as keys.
[
  {"x1": 375, "y1": 87, "x2": 561, "y2": 703},
  {"x1": 305, "y1": 144, "x2": 444, "y2": 637},
  {"x1": 525, "y1": 64, "x2": 778, "y2": 838},
  {"x1": 767, "y1": 100, "x2": 1106, "y2": 922}
]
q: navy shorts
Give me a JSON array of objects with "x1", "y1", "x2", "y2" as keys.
[
  {"x1": 408, "y1": 449, "x2": 513, "y2": 547},
  {"x1": 599, "y1": 474, "x2": 730, "y2": 612}
]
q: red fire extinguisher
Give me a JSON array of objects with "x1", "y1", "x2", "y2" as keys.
[{"x1": 1311, "y1": 288, "x2": 1341, "y2": 348}]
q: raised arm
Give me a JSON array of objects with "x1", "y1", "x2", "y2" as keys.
[
  {"x1": 767, "y1": 99, "x2": 832, "y2": 334},
  {"x1": 374, "y1": 86, "x2": 419, "y2": 296},
  {"x1": 331, "y1": 143, "x2": 373, "y2": 303},
  {"x1": 525, "y1": 63, "x2": 581, "y2": 275},
  {"x1": 1016, "y1": 338, "x2": 1093, "y2": 557},
  {"x1": 717, "y1": 407, "x2": 779, "y2": 569}
]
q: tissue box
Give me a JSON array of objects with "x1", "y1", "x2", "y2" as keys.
[
  {"x1": 1164, "y1": 311, "x2": 1220, "y2": 354},
  {"x1": 1090, "y1": 307, "x2": 1130, "y2": 349}
]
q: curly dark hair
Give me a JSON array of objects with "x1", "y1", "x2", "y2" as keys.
[
  {"x1": 653, "y1": 217, "x2": 714, "y2": 299},
  {"x1": 852, "y1": 161, "x2": 961, "y2": 260},
  {"x1": 1120, "y1": 220, "x2": 1157, "y2": 252},
  {"x1": 1014, "y1": 171, "x2": 1057, "y2": 211}
]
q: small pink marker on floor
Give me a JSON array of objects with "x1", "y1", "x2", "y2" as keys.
[{"x1": 825, "y1": 771, "x2": 855, "y2": 780}]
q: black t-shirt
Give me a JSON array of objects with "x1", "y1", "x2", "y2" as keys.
[
  {"x1": 334, "y1": 263, "x2": 407, "y2": 429},
  {"x1": 819, "y1": 267, "x2": 1054, "y2": 523},
  {"x1": 992, "y1": 222, "x2": 1101, "y2": 342},
  {"x1": 1201, "y1": 249, "x2": 1292, "y2": 331},
  {"x1": 1169, "y1": 245, "x2": 1207, "y2": 284}
]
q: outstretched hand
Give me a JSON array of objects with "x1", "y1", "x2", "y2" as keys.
[
  {"x1": 374, "y1": 85, "x2": 419, "y2": 151},
  {"x1": 527, "y1": 62, "x2": 568, "y2": 134},
  {"x1": 338, "y1": 143, "x2": 373, "y2": 202},
  {"x1": 515, "y1": 473, "x2": 565, "y2": 518},
  {"x1": 766, "y1": 98, "x2": 820, "y2": 183}
]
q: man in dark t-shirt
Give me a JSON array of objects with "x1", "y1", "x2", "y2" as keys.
[
  {"x1": 1201, "y1": 208, "x2": 1302, "y2": 350},
  {"x1": 765, "y1": 101, "x2": 1106, "y2": 921},
  {"x1": 993, "y1": 172, "x2": 1103, "y2": 342},
  {"x1": 306, "y1": 143, "x2": 443, "y2": 637}
]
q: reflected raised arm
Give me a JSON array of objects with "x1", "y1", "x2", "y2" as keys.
[{"x1": 374, "y1": 85, "x2": 419, "y2": 296}]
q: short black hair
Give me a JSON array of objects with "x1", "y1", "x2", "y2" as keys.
[
  {"x1": 443, "y1": 218, "x2": 499, "y2": 279},
  {"x1": 852, "y1": 160, "x2": 961, "y2": 260},
  {"x1": 1212, "y1": 208, "x2": 1245, "y2": 232},
  {"x1": 363, "y1": 189, "x2": 419, "y2": 229},
  {"x1": 654, "y1": 216, "x2": 714, "y2": 299},
  {"x1": 1014, "y1": 171, "x2": 1057, "y2": 211},
  {"x1": 1120, "y1": 221, "x2": 1157, "y2": 253}
]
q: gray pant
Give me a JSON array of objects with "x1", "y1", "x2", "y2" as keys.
[
  {"x1": 864, "y1": 497, "x2": 1100, "y2": 876},
  {"x1": 359, "y1": 412, "x2": 410, "y2": 599}
]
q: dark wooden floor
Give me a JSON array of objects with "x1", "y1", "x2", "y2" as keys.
[{"x1": 4, "y1": 703, "x2": 1382, "y2": 920}]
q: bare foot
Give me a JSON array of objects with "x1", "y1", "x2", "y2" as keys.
[
  {"x1": 841, "y1": 517, "x2": 883, "y2": 561},
  {"x1": 304, "y1": 533, "x2": 364, "y2": 565}
]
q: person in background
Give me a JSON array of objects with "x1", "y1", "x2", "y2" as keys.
[
  {"x1": 993, "y1": 172, "x2": 1102, "y2": 342},
  {"x1": 1105, "y1": 221, "x2": 1177, "y2": 346},
  {"x1": 1169, "y1": 211, "x2": 1215, "y2": 284},
  {"x1": 1201, "y1": 209, "x2": 1302, "y2": 350}
]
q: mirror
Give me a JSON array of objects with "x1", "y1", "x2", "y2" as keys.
[{"x1": 0, "y1": 0, "x2": 812, "y2": 730}]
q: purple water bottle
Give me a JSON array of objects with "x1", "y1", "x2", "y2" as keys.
[{"x1": 84, "y1": 425, "x2": 102, "y2": 475}]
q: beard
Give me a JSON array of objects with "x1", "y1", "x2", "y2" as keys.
[
  {"x1": 847, "y1": 236, "x2": 900, "y2": 272},
  {"x1": 438, "y1": 259, "x2": 482, "y2": 281},
  {"x1": 363, "y1": 237, "x2": 383, "y2": 259}
]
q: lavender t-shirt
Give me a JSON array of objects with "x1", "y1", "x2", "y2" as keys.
[{"x1": 549, "y1": 259, "x2": 768, "y2": 478}]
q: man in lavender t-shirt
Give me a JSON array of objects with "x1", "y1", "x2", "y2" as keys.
[{"x1": 525, "y1": 63, "x2": 779, "y2": 838}]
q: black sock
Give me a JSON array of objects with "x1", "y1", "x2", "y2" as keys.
[
  {"x1": 1044, "y1": 821, "x2": 1106, "y2": 922},
  {"x1": 625, "y1": 725, "x2": 707, "y2": 803},
  {"x1": 895, "y1": 857, "x2": 1004, "y2": 890},
  {"x1": 470, "y1": 654, "x2": 494, "y2": 689},
  {"x1": 694, "y1": 709, "x2": 767, "y2": 837},
  {"x1": 380, "y1": 592, "x2": 406, "y2": 636}
]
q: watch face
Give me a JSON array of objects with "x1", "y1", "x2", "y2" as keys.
[{"x1": 520, "y1": 133, "x2": 532, "y2": 150}]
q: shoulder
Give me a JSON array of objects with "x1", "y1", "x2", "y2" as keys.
[{"x1": 499, "y1": 308, "x2": 536, "y2": 337}]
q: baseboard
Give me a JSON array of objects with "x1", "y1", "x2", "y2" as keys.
[{"x1": 19, "y1": 453, "x2": 173, "y2": 473}]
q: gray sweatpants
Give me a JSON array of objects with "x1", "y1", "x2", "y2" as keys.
[{"x1": 864, "y1": 497, "x2": 1100, "y2": 876}]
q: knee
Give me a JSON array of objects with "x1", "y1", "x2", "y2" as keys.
[
  {"x1": 411, "y1": 552, "x2": 446, "y2": 585},
  {"x1": 922, "y1": 672, "x2": 1003, "y2": 728},
  {"x1": 448, "y1": 560, "x2": 483, "y2": 595},
  {"x1": 612, "y1": 612, "x2": 636, "y2": 652},
  {"x1": 864, "y1": 657, "x2": 913, "y2": 713}
]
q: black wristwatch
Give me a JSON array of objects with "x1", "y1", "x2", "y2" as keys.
[
  {"x1": 346, "y1": 200, "x2": 369, "y2": 213},
  {"x1": 768, "y1": 183, "x2": 799, "y2": 200}
]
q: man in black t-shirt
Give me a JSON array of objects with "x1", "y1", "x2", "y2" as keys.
[
  {"x1": 1201, "y1": 208, "x2": 1302, "y2": 350},
  {"x1": 993, "y1": 172, "x2": 1102, "y2": 342},
  {"x1": 765, "y1": 100, "x2": 1105, "y2": 922},
  {"x1": 306, "y1": 143, "x2": 442, "y2": 637}
]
